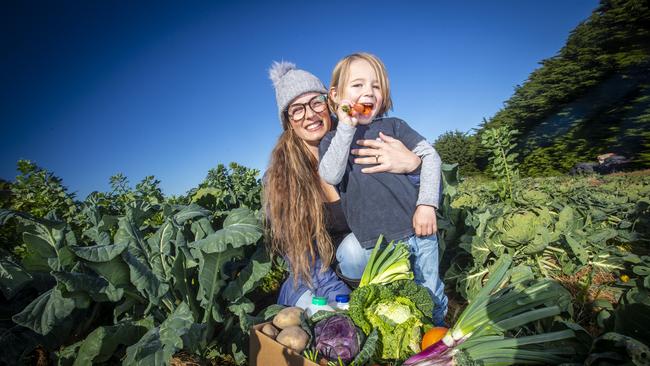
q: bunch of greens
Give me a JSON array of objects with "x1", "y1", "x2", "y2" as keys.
[
  {"x1": 359, "y1": 236, "x2": 413, "y2": 287},
  {"x1": 403, "y1": 254, "x2": 583, "y2": 366},
  {"x1": 349, "y1": 280, "x2": 433, "y2": 361}
]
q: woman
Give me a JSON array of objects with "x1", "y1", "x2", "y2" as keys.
[{"x1": 264, "y1": 61, "x2": 422, "y2": 307}]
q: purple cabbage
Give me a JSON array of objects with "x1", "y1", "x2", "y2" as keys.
[{"x1": 314, "y1": 315, "x2": 360, "y2": 362}]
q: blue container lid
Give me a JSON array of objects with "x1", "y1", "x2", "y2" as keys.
[{"x1": 335, "y1": 294, "x2": 350, "y2": 303}]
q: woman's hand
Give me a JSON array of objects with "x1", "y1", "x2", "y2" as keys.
[
  {"x1": 351, "y1": 132, "x2": 421, "y2": 173},
  {"x1": 413, "y1": 205, "x2": 437, "y2": 236}
]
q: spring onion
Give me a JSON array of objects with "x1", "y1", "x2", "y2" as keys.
[{"x1": 403, "y1": 254, "x2": 579, "y2": 365}]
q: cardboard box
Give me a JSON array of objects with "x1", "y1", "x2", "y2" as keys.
[{"x1": 249, "y1": 322, "x2": 320, "y2": 366}]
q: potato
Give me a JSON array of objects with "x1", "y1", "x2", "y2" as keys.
[
  {"x1": 261, "y1": 323, "x2": 279, "y2": 339},
  {"x1": 276, "y1": 326, "x2": 309, "y2": 353},
  {"x1": 272, "y1": 306, "x2": 303, "y2": 329}
]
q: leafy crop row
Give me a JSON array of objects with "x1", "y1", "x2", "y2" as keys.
[
  {"x1": 0, "y1": 161, "x2": 276, "y2": 365},
  {"x1": 438, "y1": 164, "x2": 650, "y2": 360}
]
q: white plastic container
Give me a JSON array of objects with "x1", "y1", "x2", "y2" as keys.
[
  {"x1": 335, "y1": 294, "x2": 350, "y2": 310},
  {"x1": 304, "y1": 296, "x2": 335, "y2": 318}
]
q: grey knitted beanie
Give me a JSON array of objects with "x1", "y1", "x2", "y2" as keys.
[{"x1": 269, "y1": 61, "x2": 327, "y2": 129}]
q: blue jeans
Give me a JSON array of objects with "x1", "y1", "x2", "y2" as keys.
[{"x1": 337, "y1": 233, "x2": 448, "y2": 326}]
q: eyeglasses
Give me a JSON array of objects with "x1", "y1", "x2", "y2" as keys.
[{"x1": 286, "y1": 94, "x2": 327, "y2": 122}]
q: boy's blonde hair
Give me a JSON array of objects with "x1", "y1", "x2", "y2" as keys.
[{"x1": 328, "y1": 52, "x2": 393, "y2": 117}]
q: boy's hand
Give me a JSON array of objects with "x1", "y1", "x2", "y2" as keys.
[
  {"x1": 337, "y1": 99, "x2": 358, "y2": 127},
  {"x1": 413, "y1": 205, "x2": 437, "y2": 237}
]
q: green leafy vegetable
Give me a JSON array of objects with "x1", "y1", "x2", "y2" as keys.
[
  {"x1": 349, "y1": 280, "x2": 433, "y2": 361},
  {"x1": 359, "y1": 236, "x2": 414, "y2": 287}
]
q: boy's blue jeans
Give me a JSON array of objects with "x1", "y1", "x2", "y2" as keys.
[{"x1": 337, "y1": 233, "x2": 448, "y2": 326}]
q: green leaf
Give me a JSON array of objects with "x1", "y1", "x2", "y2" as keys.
[
  {"x1": 123, "y1": 302, "x2": 194, "y2": 366},
  {"x1": 195, "y1": 248, "x2": 244, "y2": 321},
  {"x1": 190, "y1": 208, "x2": 262, "y2": 254},
  {"x1": 113, "y1": 297, "x2": 138, "y2": 323},
  {"x1": 593, "y1": 299, "x2": 613, "y2": 310},
  {"x1": 597, "y1": 309, "x2": 611, "y2": 328},
  {"x1": 555, "y1": 206, "x2": 576, "y2": 233},
  {"x1": 352, "y1": 328, "x2": 379, "y2": 366},
  {"x1": 619, "y1": 220, "x2": 633, "y2": 229},
  {"x1": 145, "y1": 221, "x2": 176, "y2": 281},
  {"x1": 359, "y1": 236, "x2": 384, "y2": 287},
  {"x1": 114, "y1": 215, "x2": 149, "y2": 259},
  {"x1": 190, "y1": 217, "x2": 215, "y2": 241},
  {"x1": 470, "y1": 237, "x2": 493, "y2": 266},
  {"x1": 57, "y1": 341, "x2": 83, "y2": 366},
  {"x1": 588, "y1": 228, "x2": 618, "y2": 245},
  {"x1": 81, "y1": 206, "x2": 116, "y2": 245},
  {"x1": 508, "y1": 264, "x2": 534, "y2": 284},
  {"x1": 222, "y1": 245, "x2": 272, "y2": 301},
  {"x1": 0, "y1": 252, "x2": 32, "y2": 299},
  {"x1": 170, "y1": 250, "x2": 201, "y2": 319},
  {"x1": 622, "y1": 254, "x2": 641, "y2": 264},
  {"x1": 73, "y1": 321, "x2": 149, "y2": 366},
  {"x1": 52, "y1": 271, "x2": 124, "y2": 302},
  {"x1": 255, "y1": 304, "x2": 285, "y2": 321},
  {"x1": 23, "y1": 232, "x2": 56, "y2": 258},
  {"x1": 228, "y1": 298, "x2": 256, "y2": 332},
  {"x1": 121, "y1": 250, "x2": 169, "y2": 305},
  {"x1": 565, "y1": 234, "x2": 589, "y2": 265},
  {"x1": 12, "y1": 287, "x2": 76, "y2": 335},
  {"x1": 85, "y1": 256, "x2": 131, "y2": 288},
  {"x1": 180, "y1": 323, "x2": 209, "y2": 354},
  {"x1": 522, "y1": 229, "x2": 551, "y2": 255},
  {"x1": 69, "y1": 243, "x2": 128, "y2": 263},
  {"x1": 22, "y1": 232, "x2": 56, "y2": 271},
  {"x1": 633, "y1": 266, "x2": 650, "y2": 276},
  {"x1": 174, "y1": 204, "x2": 211, "y2": 225}
]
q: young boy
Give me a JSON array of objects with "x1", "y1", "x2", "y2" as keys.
[{"x1": 319, "y1": 52, "x2": 448, "y2": 325}]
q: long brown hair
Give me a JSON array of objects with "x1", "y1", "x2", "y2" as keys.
[{"x1": 263, "y1": 127, "x2": 333, "y2": 286}]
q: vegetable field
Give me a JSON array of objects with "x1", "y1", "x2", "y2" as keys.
[
  {"x1": 1, "y1": 161, "x2": 649, "y2": 365},
  {"x1": 436, "y1": 167, "x2": 650, "y2": 365}
]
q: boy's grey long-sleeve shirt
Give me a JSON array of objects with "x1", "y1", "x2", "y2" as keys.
[{"x1": 318, "y1": 117, "x2": 442, "y2": 248}]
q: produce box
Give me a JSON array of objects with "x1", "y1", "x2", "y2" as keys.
[{"x1": 249, "y1": 322, "x2": 319, "y2": 366}]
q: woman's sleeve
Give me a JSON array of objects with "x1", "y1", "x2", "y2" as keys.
[{"x1": 277, "y1": 257, "x2": 350, "y2": 306}]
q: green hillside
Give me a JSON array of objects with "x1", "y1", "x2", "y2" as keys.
[{"x1": 477, "y1": 0, "x2": 650, "y2": 176}]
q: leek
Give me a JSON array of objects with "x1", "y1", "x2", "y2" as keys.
[
  {"x1": 403, "y1": 254, "x2": 580, "y2": 365},
  {"x1": 358, "y1": 236, "x2": 414, "y2": 287}
]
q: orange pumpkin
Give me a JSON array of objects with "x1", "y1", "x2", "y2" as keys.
[{"x1": 421, "y1": 327, "x2": 448, "y2": 350}]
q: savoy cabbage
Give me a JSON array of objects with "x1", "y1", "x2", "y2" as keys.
[{"x1": 349, "y1": 280, "x2": 434, "y2": 361}]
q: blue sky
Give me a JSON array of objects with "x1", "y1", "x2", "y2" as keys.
[{"x1": 0, "y1": 0, "x2": 598, "y2": 198}]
